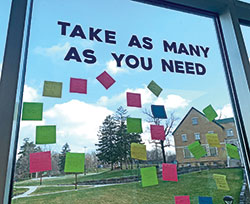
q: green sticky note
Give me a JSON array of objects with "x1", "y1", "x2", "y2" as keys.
[
  {"x1": 22, "y1": 102, "x2": 43, "y2": 120},
  {"x1": 43, "y1": 81, "x2": 62, "y2": 98},
  {"x1": 147, "y1": 80, "x2": 163, "y2": 97},
  {"x1": 140, "y1": 166, "x2": 158, "y2": 187},
  {"x1": 127, "y1": 118, "x2": 143, "y2": 133},
  {"x1": 188, "y1": 141, "x2": 207, "y2": 159},
  {"x1": 36, "y1": 125, "x2": 56, "y2": 144},
  {"x1": 226, "y1": 144, "x2": 240, "y2": 159},
  {"x1": 64, "y1": 152, "x2": 85, "y2": 173},
  {"x1": 203, "y1": 104, "x2": 218, "y2": 121}
]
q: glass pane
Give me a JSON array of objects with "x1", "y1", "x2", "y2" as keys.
[
  {"x1": 238, "y1": 0, "x2": 250, "y2": 4},
  {"x1": 10, "y1": 0, "x2": 249, "y2": 203}
]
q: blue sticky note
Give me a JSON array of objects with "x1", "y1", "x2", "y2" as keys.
[
  {"x1": 151, "y1": 105, "x2": 167, "y2": 119},
  {"x1": 199, "y1": 196, "x2": 213, "y2": 204}
]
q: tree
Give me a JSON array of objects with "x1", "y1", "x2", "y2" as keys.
[{"x1": 58, "y1": 143, "x2": 71, "y2": 174}]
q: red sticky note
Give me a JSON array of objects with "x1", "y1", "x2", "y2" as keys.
[
  {"x1": 126, "y1": 92, "x2": 142, "y2": 108},
  {"x1": 96, "y1": 71, "x2": 116, "y2": 90},
  {"x1": 70, "y1": 78, "x2": 87, "y2": 94},
  {"x1": 150, "y1": 125, "x2": 165, "y2": 140},
  {"x1": 162, "y1": 163, "x2": 178, "y2": 182},
  {"x1": 29, "y1": 151, "x2": 52, "y2": 173},
  {"x1": 175, "y1": 196, "x2": 190, "y2": 204}
]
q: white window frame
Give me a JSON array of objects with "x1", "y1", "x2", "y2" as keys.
[
  {"x1": 226, "y1": 128, "x2": 234, "y2": 137},
  {"x1": 192, "y1": 117, "x2": 198, "y2": 125},
  {"x1": 182, "y1": 134, "x2": 187, "y2": 142},
  {"x1": 208, "y1": 131, "x2": 214, "y2": 134},
  {"x1": 194, "y1": 132, "x2": 200, "y2": 140}
]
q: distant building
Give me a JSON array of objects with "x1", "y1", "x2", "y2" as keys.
[{"x1": 173, "y1": 107, "x2": 241, "y2": 168}]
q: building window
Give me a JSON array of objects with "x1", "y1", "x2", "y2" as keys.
[
  {"x1": 208, "y1": 131, "x2": 214, "y2": 134},
  {"x1": 194, "y1": 133, "x2": 200, "y2": 140},
  {"x1": 209, "y1": 147, "x2": 217, "y2": 157},
  {"x1": 226, "y1": 129, "x2": 234, "y2": 137},
  {"x1": 182, "y1": 134, "x2": 187, "y2": 142},
  {"x1": 184, "y1": 147, "x2": 194, "y2": 158},
  {"x1": 192, "y1": 117, "x2": 198, "y2": 125}
]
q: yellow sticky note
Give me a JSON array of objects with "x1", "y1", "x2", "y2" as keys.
[
  {"x1": 213, "y1": 174, "x2": 230, "y2": 191},
  {"x1": 206, "y1": 133, "x2": 221, "y2": 147},
  {"x1": 131, "y1": 143, "x2": 147, "y2": 161}
]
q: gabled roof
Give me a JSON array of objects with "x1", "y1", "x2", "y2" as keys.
[
  {"x1": 172, "y1": 107, "x2": 224, "y2": 135},
  {"x1": 215, "y1": 117, "x2": 234, "y2": 124}
]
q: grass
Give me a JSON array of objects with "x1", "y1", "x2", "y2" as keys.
[
  {"x1": 12, "y1": 188, "x2": 29, "y2": 197},
  {"x1": 30, "y1": 186, "x2": 89, "y2": 195},
  {"x1": 12, "y1": 168, "x2": 243, "y2": 204}
]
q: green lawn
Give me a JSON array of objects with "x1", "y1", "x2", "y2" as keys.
[
  {"x1": 30, "y1": 186, "x2": 90, "y2": 195},
  {"x1": 12, "y1": 168, "x2": 243, "y2": 204},
  {"x1": 12, "y1": 188, "x2": 29, "y2": 197}
]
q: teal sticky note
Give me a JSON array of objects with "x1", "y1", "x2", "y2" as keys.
[
  {"x1": 188, "y1": 141, "x2": 207, "y2": 159},
  {"x1": 36, "y1": 125, "x2": 56, "y2": 144},
  {"x1": 147, "y1": 80, "x2": 163, "y2": 97},
  {"x1": 43, "y1": 81, "x2": 62, "y2": 98},
  {"x1": 22, "y1": 102, "x2": 43, "y2": 120},
  {"x1": 64, "y1": 152, "x2": 85, "y2": 173},
  {"x1": 203, "y1": 105, "x2": 218, "y2": 121},
  {"x1": 140, "y1": 166, "x2": 158, "y2": 187},
  {"x1": 226, "y1": 144, "x2": 240, "y2": 160},
  {"x1": 127, "y1": 118, "x2": 143, "y2": 133}
]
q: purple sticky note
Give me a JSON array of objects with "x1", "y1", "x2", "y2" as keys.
[
  {"x1": 29, "y1": 151, "x2": 52, "y2": 173},
  {"x1": 96, "y1": 71, "x2": 116, "y2": 90},
  {"x1": 127, "y1": 92, "x2": 142, "y2": 108},
  {"x1": 150, "y1": 125, "x2": 165, "y2": 140},
  {"x1": 175, "y1": 196, "x2": 190, "y2": 204},
  {"x1": 70, "y1": 78, "x2": 87, "y2": 94},
  {"x1": 162, "y1": 163, "x2": 178, "y2": 182}
]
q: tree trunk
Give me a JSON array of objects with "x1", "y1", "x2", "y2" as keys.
[{"x1": 160, "y1": 140, "x2": 166, "y2": 163}]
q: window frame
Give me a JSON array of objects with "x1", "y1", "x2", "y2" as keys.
[
  {"x1": 226, "y1": 128, "x2": 234, "y2": 137},
  {"x1": 194, "y1": 132, "x2": 201, "y2": 140},
  {"x1": 192, "y1": 117, "x2": 198, "y2": 125},
  {"x1": 181, "y1": 134, "x2": 188, "y2": 142}
]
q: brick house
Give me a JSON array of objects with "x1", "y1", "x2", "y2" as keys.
[{"x1": 173, "y1": 107, "x2": 241, "y2": 168}]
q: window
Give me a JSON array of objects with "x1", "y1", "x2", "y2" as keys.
[
  {"x1": 194, "y1": 133, "x2": 200, "y2": 140},
  {"x1": 192, "y1": 117, "x2": 198, "y2": 125},
  {"x1": 209, "y1": 147, "x2": 218, "y2": 157},
  {"x1": 182, "y1": 134, "x2": 187, "y2": 142},
  {"x1": 184, "y1": 147, "x2": 194, "y2": 158},
  {"x1": 208, "y1": 131, "x2": 214, "y2": 134},
  {"x1": 226, "y1": 129, "x2": 234, "y2": 137}
]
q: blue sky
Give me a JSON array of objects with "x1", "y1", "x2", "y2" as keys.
[{"x1": 0, "y1": 0, "x2": 238, "y2": 153}]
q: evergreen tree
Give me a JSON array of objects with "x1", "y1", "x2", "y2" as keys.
[{"x1": 58, "y1": 143, "x2": 71, "y2": 174}]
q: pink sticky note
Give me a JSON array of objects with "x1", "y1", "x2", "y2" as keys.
[
  {"x1": 162, "y1": 163, "x2": 178, "y2": 182},
  {"x1": 30, "y1": 151, "x2": 52, "y2": 173},
  {"x1": 70, "y1": 78, "x2": 87, "y2": 94},
  {"x1": 175, "y1": 196, "x2": 190, "y2": 204},
  {"x1": 126, "y1": 92, "x2": 142, "y2": 108},
  {"x1": 96, "y1": 71, "x2": 116, "y2": 90},
  {"x1": 150, "y1": 125, "x2": 165, "y2": 140}
]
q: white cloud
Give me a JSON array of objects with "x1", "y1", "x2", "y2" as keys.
[
  {"x1": 23, "y1": 85, "x2": 40, "y2": 102},
  {"x1": 154, "y1": 94, "x2": 189, "y2": 110},
  {"x1": 216, "y1": 104, "x2": 234, "y2": 119},
  {"x1": 106, "y1": 60, "x2": 127, "y2": 75}
]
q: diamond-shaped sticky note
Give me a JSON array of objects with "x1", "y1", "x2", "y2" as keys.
[
  {"x1": 30, "y1": 151, "x2": 52, "y2": 173},
  {"x1": 188, "y1": 141, "x2": 207, "y2": 159},
  {"x1": 226, "y1": 144, "x2": 240, "y2": 159},
  {"x1": 96, "y1": 71, "x2": 116, "y2": 90},
  {"x1": 64, "y1": 152, "x2": 85, "y2": 173},
  {"x1": 147, "y1": 80, "x2": 162, "y2": 97},
  {"x1": 131, "y1": 143, "x2": 147, "y2": 160},
  {"x1": 70, "y1": 78, "x2": 87, "y2": 94},
  {"x1": 213, "y1": 174, "x2": 230, "y2": 191},
  {"x1": 151, "y1": 105, "x2": 167, "y2": 119},
  {"x1": 140, "y1": 166, "x2": 158, "y2": 187},
  {"x1": 127, "y1": 118, "x2": 143, "y2": 133},
  {"x1": 126, "y1": 92, "x2": 142, "y2": 108},
  {"x1": 198, "y1": 196, "x2": 213, "y2": 204},
  {"x1": 22, "y1": 102, "x2": 43, "y2": 120},
  {"x1": 43, "y1": 81, "x2": 63, "y2": 98},
  {"x1": 162, "y1": 163, "x2": 178, "y2": 182},
  {"x1": 203, "y1": 104, "x2": 218, "y2": 121},
  {"x1": 36, "y1": 125, "x2": 56, "y2": 144},
  {"x1": 175, "y1": 196, "x2": 190, "y2": 204},
  {"x1": 206, "y1": 133, "x2": 221, "y2": 147},
  {"x1": 150, "y1": 125, "x2": 165, "y2": 140}
]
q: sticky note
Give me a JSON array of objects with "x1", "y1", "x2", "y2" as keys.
[
  {"x1": 147, "y1": 80, "x2": 162, "y2": 97},
  {"x1": 127, "y1": 118, "x2": 143, "y2": 133},
  {"x1": 36, "y1": 125, "x2": 56, "y2": 144},
  {"x1": 131, "y1": 143, "x2": 147, "y2": 160},
  {"x1": 213, "y1": 174, "x2": 230, "y2": 191},
  {"x1": 188, "y1": 141, "x2": 207, "y2": 159},
  {"x1": 199, "y1": 196, "x2": 213, "y2": 204},
  {"x1": 22, "y1": 102, "x2": 43, "y2": 120},
  {"x1": 206, "y1": 133, "x2": 221, "y2": 147},
  {"x1": 151, "y1": 105, "x2": 167, "y2": 119},
  {"x1": 175, "y1": 196, "x2": 190, "y2": 204},
  {"x1": 140, "y1": 166, "x2": 158, "y2": 187},
  {"x1": 150, "y1": 125, "x2": 165, "y2": 140},
  {"x1": 126, "y1": 92, "x2": 142, "y2": 108},
  {"x1": 162, "y1": 163, "x2": 178, "y2": 182},
  {"x1": 64, "y1": 152, "x2": 85, "y2": 173},
  {"x1": 30, "y1": 151, "x2": 52, "y2": 173},
  {"x1": 96, "y1": 71, "x2": 115, "y2": 90},
  {"x1": 43, "y1": 81, "x2": 62, "y2": 98},
  {"x1": 226, "y1": 144, "x2": 240, "y2": 159},
  {"x1": 203, "y1": 105, "x2": 218, "y2": 121},
  {"x1": 70, "y1": 78, "x2": 87, "y2": 94}
]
